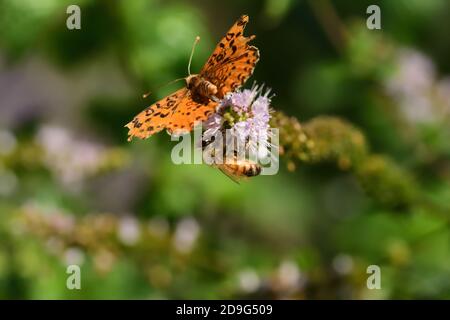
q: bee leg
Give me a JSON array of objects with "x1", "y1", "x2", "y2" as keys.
[{"x1": 211, "y1": 95, "x2": 220, "y2": 103}]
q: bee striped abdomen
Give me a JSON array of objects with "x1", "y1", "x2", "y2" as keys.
[
  {"x1": 244, "y1": 162, "x2": 262, "y2": 177},
  {"x1": 222, "y1": 158, "x2": 262, "y2": 179}
]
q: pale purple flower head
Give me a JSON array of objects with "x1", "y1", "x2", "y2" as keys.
[
  {"x1": 202, "y1": 113, "x2": 223, "y2": 141},
  {"x1": 203, "y1": 84, "x2": 273, "y2": 159},
  {"x1": 229, "y1": 87, "x2": 257, "y2": 114},
  {"x1": 384, "y1": 48, "x2": 437, "y2": 124}
]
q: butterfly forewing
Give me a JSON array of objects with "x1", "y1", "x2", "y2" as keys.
[{"x1": 200, "y1": 14, "x2": 260, "y2": 98}]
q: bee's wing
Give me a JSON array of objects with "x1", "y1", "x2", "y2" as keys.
[{"x1": 217, "y1": 166, "x2": 242, "y2": 185}]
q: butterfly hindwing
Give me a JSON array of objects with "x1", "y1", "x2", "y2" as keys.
[
  {"x1": 165, "y1": 91, "x2": 217, "y2": 135},
  {"x1": 125, "y1": 88, "x2": 189, "y2": 141}
]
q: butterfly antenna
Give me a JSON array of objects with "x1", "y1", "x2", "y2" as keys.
[
  {"x1": 188, "y1": 36, "x2": 201, "y2": 76},
  {"x1": 142, "y1": 77, "x2": 185, "y2": 99},
  {"x1": 142, "y1": 36, "x2": 200, "y2": 99}
]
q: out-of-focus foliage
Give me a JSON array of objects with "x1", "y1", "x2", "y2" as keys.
[{"x1": 0, "y1": 0, "x2": 449, "y2": 299}]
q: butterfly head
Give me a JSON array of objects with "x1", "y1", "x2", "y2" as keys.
[{"x1": 185, "y1": 74, "x2": 199, "y2": 89}]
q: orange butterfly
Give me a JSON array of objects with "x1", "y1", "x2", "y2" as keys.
[{"x1": 125, "y1": 15, "x2": 259, "y2": 141}]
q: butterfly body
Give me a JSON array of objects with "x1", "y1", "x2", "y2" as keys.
[
  {"x1": 126, "y1": 14, "x2": 259, "y2": 141},
  {"x1": 185, "y1": 74, "x2": 218, "y2": 102}
]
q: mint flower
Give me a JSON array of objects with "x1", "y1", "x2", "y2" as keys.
[{"x1": 203, "y1": 84, "x2": 274, "y2": 159}]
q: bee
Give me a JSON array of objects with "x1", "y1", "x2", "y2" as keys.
[
  {"x1": 214, "y1": 156, "x2": 262, "y2": 183},
  {"x1": 202, "y1": 134, "x2": 261, "y2": 183}
]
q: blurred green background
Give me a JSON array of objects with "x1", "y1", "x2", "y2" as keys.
[{"x1": 0, "y1": 0, "x2": 449, "y2": 299}]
